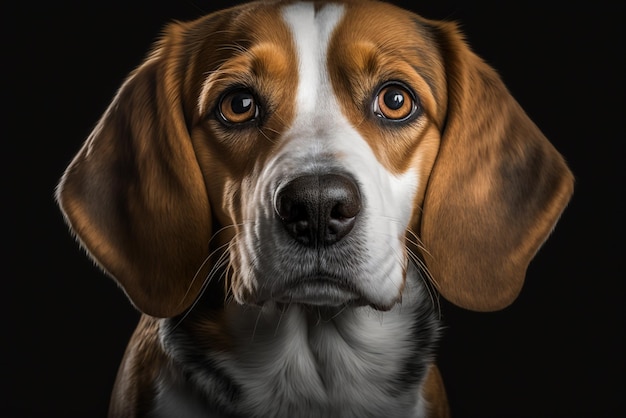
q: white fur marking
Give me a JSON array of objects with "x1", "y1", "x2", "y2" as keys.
[{"x1": 282, "y1": 3, "x2": 344, "y2": 115}]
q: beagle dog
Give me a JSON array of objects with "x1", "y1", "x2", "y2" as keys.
[{"x1": 56, "y1": 1, "x2": 574, "y2": 417}]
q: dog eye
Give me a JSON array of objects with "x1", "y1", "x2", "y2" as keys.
[
  {"x1": 218, "y1": 89, "x2": 259, "y2": 124},
  {"x1": 373, "y1": 83, "x2": 418, "y2": 122}
]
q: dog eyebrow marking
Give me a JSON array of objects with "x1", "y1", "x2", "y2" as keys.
[{"x1": 282, "y1": 2, "x2": 345, "y2": 115}]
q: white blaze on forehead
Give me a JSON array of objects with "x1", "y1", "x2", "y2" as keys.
[{"x1": 282, "y1": 2, "x2": 344, "y2": 115}]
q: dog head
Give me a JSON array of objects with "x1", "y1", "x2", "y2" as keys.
[{"x1": 57, "y1": 0, "x2": 573, "y2": 318}]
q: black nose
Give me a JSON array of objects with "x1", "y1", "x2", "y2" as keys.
[{"x1": 274, "y1": 174, "x2": 361, "y2": 247}]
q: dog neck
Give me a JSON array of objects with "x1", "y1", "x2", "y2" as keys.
[{"x1": 155, "y1": 265, "x2": 439, "y2": 418}]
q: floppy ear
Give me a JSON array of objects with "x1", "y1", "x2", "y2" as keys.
[
  {"x1": 56, "y1": 27, "x2": 212, "y2": 318},
  {"x1": 420, "y1": 23, "x2": 574, "y2": 312}
]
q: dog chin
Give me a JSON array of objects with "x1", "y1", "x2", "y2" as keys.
[
  {"x1": 258, "y1": 280, "x2": 399, "y2": 311},
  {"x1": 274, "y1": 281, "x2": 362, "y2": 307}
]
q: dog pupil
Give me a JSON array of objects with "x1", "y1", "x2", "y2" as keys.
[
  {"x1": 384, "y1": 89, "x2": 404, "y2": 110},
  {"x1": 232, "y1": 93, "x2": 253, "y2": 114}
]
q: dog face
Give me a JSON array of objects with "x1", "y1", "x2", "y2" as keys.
[
  {"x1": 57, "y1": 0, "x2": 573, "y2": 318},
  {"x1": 196, "y1": 2, "x2": 441, "y2": 311}
]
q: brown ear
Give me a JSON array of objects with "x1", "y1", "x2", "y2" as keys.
[
  {"x1": 56, "y1": 30, "x2": 212, "y2": 318},
  {"x1": 420, "y1": 23, "x2": 574, "y2": 312}
]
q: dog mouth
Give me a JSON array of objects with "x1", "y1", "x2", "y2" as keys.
[{"x1": 268, "y1": 276, "x2": 365, "y2": 307}]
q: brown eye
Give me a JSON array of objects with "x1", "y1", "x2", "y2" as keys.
[
  {"x1": 373, "y1": 83, "x2": 418, "y2": 121},
  {"x1": 218, "y1": 90, "x2": 259, "y2": 124}
]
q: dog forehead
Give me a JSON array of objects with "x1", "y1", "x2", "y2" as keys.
[{"x1": 191, "y1": 0, "x2": 436, "y2": 182}]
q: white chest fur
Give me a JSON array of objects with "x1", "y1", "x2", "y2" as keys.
[
  {"x1": 221, "y1": 304, "x2": 429, "y2": 418},
  {"x1": 155, "y1": 268, "x2": 437, "y2": 418}
]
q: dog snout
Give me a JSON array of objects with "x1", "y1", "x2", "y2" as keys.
[{"x1": 274, "y1": 174, "x2": 361, "y2": 247}]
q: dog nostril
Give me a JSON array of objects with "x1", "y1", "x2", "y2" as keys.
[
  {"x1": 330, "y1": 192, "x2": 361, "y2": 219},
  {"x1": 276, "y1": 199, "x2": 304, "y2": 223},
  {"x1": 276, "y1": 200, "x2": 311, "y2": 242},
  {"x1": 274, "y1": 174, "x2": 361, "y2": 247},
  {"x1": 275, "y1": 190, "x2": 314, "y2": 244}
]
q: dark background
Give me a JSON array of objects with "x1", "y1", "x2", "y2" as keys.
[{"x1": 3, "y1": 1, "x2": 623, "y2": 417}]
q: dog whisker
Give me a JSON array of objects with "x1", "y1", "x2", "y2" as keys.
[
  {"x1": 328, "y1": 304, "x2": 350, "y2": 321},
  {"x1": 405, "y1": 227, "x2": 433, "y2": 258},
  {"x1": 256, "y1": 126, "x2": 277, "y2": 144},
  {"x1": 170, "y1": 247, "x2": 232, "y2": 330},
  {"x1": 405, "y1": 247, "x2": 442, "y2": 320},
  {"x1": 250, "y1": 305, "x2": 265, "y2": 343},
  {"x1": 177, "y1": 239, "x2": 231, "y2": 313},
  {"x1": 178, "y1": 223, "x2": 240, "y2": 306},
  {"x1": 274, "y1": 304, "x2": 285, "y2": 337}
]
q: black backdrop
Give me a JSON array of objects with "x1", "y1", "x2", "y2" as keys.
[{"x1": 3, "y1": 1, "x2": 623, "y2": 417}]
